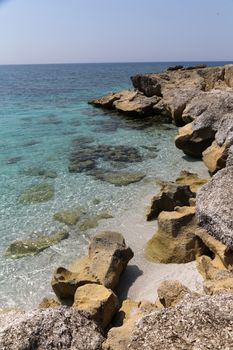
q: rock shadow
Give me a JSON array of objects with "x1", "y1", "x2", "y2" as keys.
[{"x1": 115, "y1": 264, "x2": 143, "y2": 302}]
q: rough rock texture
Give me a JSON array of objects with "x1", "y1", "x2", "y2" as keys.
[
  {"x1": 176, "y1": 89, "x2": 233, "y2": 160},
  {"x1": 73, "y1": 283, "x2": 119, "y2": 329},
  {"x1": 157, "y1": 280, "x2": 191, "y2": 307},
  {"x1": 0, "y1": 307, "x2": 104, "y2": 350},
  {"x1": 175, "y1": 170, "x2": 208, "y2": 192},
  {"x1": 196, "y1": 166, "x2": 233, "y2": 249},
  {"x1": 128, "y1": 293, "x2": 233, "y2": 350},
  {"x1": 146, "y1": 182, "x2": 195, "y2": 221},
  {"x1": 52, "y1": 231, "x2": 133, "y2": 300},
  {"x1": 145, "y1": 206, "x2": 209, "y2": 263}
]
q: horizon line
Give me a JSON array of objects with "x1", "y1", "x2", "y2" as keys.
[{"x1": 0, "y1": 59, "x2": 233, "y2": 66}]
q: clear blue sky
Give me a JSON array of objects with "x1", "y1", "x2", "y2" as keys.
[{"x1": 0, "y1": 0, "x2": 233, "y2": 64}]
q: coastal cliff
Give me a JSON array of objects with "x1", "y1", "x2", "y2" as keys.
[{"x1": 1, "y1": 64, "x2": 233, "y2": 349}]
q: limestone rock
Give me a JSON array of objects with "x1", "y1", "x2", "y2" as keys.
[
  {"x1": 175, "y1": 170, "x2": 208, "y2": 192},
  {"x1": 145, "y1": 207, "x2": 209, "y2": 263},
  {"x1": 146, "y1": 183, "x2": 195, "y2": 221},
  {"x1": 73, "y1": 283, "x2": 119, "y2": 329},
  {"x1": 0, "y1": 307, "x2": 104, "y2": 350},
  {"x1": 203, "y1": 140, "x2": 230, "y2": 173},
  {"x1": 52, "y1": 231, "x2": 133, "y2": 300},
  {"x1": 5, "y1": 231, "x2": 69, "y2": 258},
  {"x1": 95, "y1": 171, "x2": 146, "y2": 186},
  {"x1": 196, "y1": 166, "x2": 233, "y2": 249},
  {"x1": 157, "y1": 280, "x2": 191, "y2": 307},
  {"x1": 89, "y1": 90, "x2": 134, "y2": 109},
  {"x1": 18, "y1": 183, "x2": 55, "y2": 204},
  {"x1": 53, "y1": 209, "x2": 80, "y2": 225},
  {"x1": 38, "y1": 298, "x2": 60, "y2": 309},
  {"x1": 112, "y1": 299, "x2": 140, "y2": 327},
  {"x1": 128, "y1": 293, "x2": 233, "y2": 350}
]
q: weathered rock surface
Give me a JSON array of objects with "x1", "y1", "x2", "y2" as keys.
[
  {"x1": 73, "y1": 283, "x2": 119, "y2": 329},
  {"x1": 5, "y1": 231, "x2": 69, "y2": 258},
  {"x1": 52, "y1": 231, "x2": 133, "y2": 300},
  {"x1": 146, "y1": 182, "x2": 195, "y2": 221},
  {"x1": 175, "y1": 170, "x2": 208, "y2": 192},
  {"x1": 0, "y1": 307, "x2": 104, "y2": 350},
  {"x1": 128, "y1": 293, "x2": 233, "y2": 350},
  {"x1": 157, "y1": 280, "x2": 192, "y2": 307},
  {"x1": 196, "y1": 166, "x2": 233, "y2": 249},
  {"x1": 145, "y1": 206, "x2": 209, "y2": 263}
]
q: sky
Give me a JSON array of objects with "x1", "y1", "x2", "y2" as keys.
[{"x1": 0, "y1": 0, "x2": 233, "y2": 64}]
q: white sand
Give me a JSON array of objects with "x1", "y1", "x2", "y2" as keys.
[{"x1": 92, "y1": 193, "x2": 204, "y2": 303}]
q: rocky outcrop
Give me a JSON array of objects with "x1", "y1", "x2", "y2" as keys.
[
  {"x1": 0, "y1": 307, "x2": 104, "y2": 350},
  {"x1": 157, "y1": 280, "x2": 192, "y2": 307},
  {"x1": 128, "y1": 293, "x2": 233, "y2": 350},
  {"x1": 196, "y1": 166, "x2": 233, "y2": 249},
  {"x1": 175, "y1": 170, "x2": 208, "y2": 192},
  {"x1": 73, "y1": 283, "x2": 119, "y2": 330},
  {"x1": 146, "y1": 182, "x2": 195, "y2": 221},
  {"x1": 52, "y1": 231, "x2": 133, "y2": 300},
  {"x1": 145, "y1": 206, "x2": 209, "y2": 263}
]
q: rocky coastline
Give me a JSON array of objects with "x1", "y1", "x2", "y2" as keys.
[{"x1": 1, "y1": 64, "x2": 233, "y2": 349}]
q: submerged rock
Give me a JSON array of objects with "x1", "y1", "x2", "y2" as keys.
[
  {"x1": 52, "y1": 231, "x2": 133, "y2": 300},
  {"x1": 0, "y1": 307, "x2": 104, "y2": 350},
  {"x1": 53, "y1": 209, "x2": 81, "y2": 225},
  {"x1": 18, "y1": 183, "x2": 55, "y2": 204},
  {"x1": 21, "y1": 167, "x2": 58, "y2": 178},
  {"x1": 95, "y1": 170, "x2": 146, "y2": 186},
  {"x1": 5, "y1": 231, "x2": 69, "y2": 258},
  {"x1": 128, "y1": 293, "x2": 233, "y2": 350},
  {"x1": 78, "y1": 211, "x2": 113, "y2": 231}
]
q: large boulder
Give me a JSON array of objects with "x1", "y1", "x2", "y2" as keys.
[
  {"x1": 145, "y1": 206, "x2": 209, "y2": 263},
  {"x1": 196, "y1": 166, "x2": 233, "y2": 249},
  {"x1": 128, "y1": 293, "x2": 233, "y2": 350},
  {"x1": 73, "y1": 283, "x2": 119, "y2": 329},
  {"x1": 52, "y1": 231, "x2": 133, "y2": 300},
  {"x1": 0, "y1": 307, "x2": 104, "y2": 350}
]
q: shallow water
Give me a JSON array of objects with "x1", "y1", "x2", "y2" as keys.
[{"x1": 0, "y1": 62, "x2": 223, "y2": 308}]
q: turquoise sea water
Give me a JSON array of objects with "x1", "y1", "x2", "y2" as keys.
[{"x1": 0, "y1": 62, "x2": 230, "y2": 308}]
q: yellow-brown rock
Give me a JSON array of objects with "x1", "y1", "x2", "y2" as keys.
[
  {"x1": 52, "y1": 231, "x2": 133, "y2": 300},
  {"x1": 203, "y1": 140, "x2": 229, "y2": 173},
  {"x1": 145, "y1": 207, "x2": 209, "y2": 263},
  {"x1": 38, "y1": 298, "x2": 60, "y2": 309},
  {"x1": 73, "y1": 283, "x2": 119, "y2": 329},
  {"x1": 157, "y1": 280, "x2": 191, "y2": 307},
  {"x1": 175, "y1": 170, "x2": 208, "y2": 192},
  {"x1": 112, "y1": 299, "x2": 140, "y2": 327}
]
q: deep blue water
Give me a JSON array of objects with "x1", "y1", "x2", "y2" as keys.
[{"x1": 0, "y1": 61, "x2": 230, "y2": 308}]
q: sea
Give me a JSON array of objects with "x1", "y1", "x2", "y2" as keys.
[{"x1": 0, "y1": 61, "x2": 230, "y2": 309}]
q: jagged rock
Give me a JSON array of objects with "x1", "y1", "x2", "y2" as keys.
[
  {"x1": 73, "y1": 283, "x2": 119, "y2": 329},
  {"x1": 52, "y1": 231, "x2": 133, "y2": 300},
  {"x1": 146, "y1": 183, "x2": 195, "y2": 221},
  {"x1": 4, "y1": 231, "x2": 69, "y2": 258},
  {"x1": 196, "y1": 166, "x2": 233, "y2": 249},
  {"x1": 0, "y1": 307, "x2": 104, "y2": 350},
  {"x1": 128, "y1": 293, "x2": 233, "y2": 350},
  {"x1": 38, "y1": 298, "x2": 60, "y2": 309},
  {"x1": 89, "y1": 90, "x2": 134, "y2": 109},
  {"x1": 176, "y1": 90, "x2": 233, "y2": 158},
  {"x1": 175, "y1": 170, "x2": 208, "y2": 192},
  {"x1": 197, "y1": 256, "x2": 233, "y2": 295},
  {"x1": 145, "y1": 206, "x2": 209, "y2": 263},
  {"x1": 103, "y1": 300, "x2": 157, "y2": 350},
  {"x1": 18, "y1": 183, "x2": 55, "y2": 204},
  {"x1": 203, "y1": 140, "x2": 230, "y2": 173},
  {"x1": 157, "y1": 280, "x2": 192, "y2": 307},
  {"x1": 53, "y1": 209, "x2": 81, "y2": 225}
]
